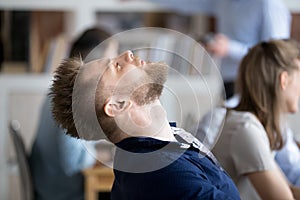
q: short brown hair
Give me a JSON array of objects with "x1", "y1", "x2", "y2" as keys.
[
  {"x1": 50, "y1": 57, "x2": 121, "y2": 141},
  {"x1": 50, "y1": 57, "x2": 83, "y2": 138},
  {"x1": 235, "y1": 39, "x2": 300, "y2": 150}
]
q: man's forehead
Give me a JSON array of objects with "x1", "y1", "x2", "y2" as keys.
[
  {"x1": 85, "y1": 57, "x2": 110, "y2": 69},
  {"x1": 78, "y1": 58, "x2": 110, "y2": 84}
]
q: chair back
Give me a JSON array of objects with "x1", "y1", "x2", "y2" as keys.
[{"x1": 9, "y1": 120, "x2": 34, "y2": 200}]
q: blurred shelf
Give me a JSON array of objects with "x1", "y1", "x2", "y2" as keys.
[
  {"x1": 1, "y1": 62, "x2": 28, "y2": 74},
  {"x1": 0, "y1": 0, "x2": 167, "y2": 13},
  {"x1": 0, "y1": 0, "x2": 299, "y2": 13}
]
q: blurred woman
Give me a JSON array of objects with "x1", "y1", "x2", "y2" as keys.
[{"x1": 212, "y1": 39, "x2": 300, "y2": 200}]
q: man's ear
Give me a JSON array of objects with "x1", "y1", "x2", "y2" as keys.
[
  {"x1": 279, "y1": 71, "x2": 289, "y2": 90},
  {"x1": 104, "y1": 97, "x2": 132, "y2": 117}
]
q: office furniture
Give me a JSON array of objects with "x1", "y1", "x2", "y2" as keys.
[
  {"x1": 9, "y1": 120, "x2": 34, "y2": 200},
  {"x1": 83, "y1": 166, "x2": 114, "y2": 200}
]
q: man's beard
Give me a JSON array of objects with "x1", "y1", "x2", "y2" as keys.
[
  {"x1": 131, "y1": 62, "x2": 168, "y2": 106},
  {"x1": 109, "y1": 61, "x2": 169, "y2": 105}
]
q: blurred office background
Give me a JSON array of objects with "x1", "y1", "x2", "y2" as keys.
[{"x1": 0, "y1": 0, "x2": 299, "y2": 199}]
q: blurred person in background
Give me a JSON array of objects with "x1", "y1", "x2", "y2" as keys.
[
  {"x1": 275, "y1": 126, "x2": 300, "y2": 186},
  {"x1": 29, "y1": 27, "x2": 111, "y2": 200},
  {"x1": 198, "y1": 39, "x2": 300, "y2": 188},
  {"x1": 145, "y1": 0, "x2": 291, "y2": 99},
  {"x1": 198, "y1": 96, "x2": 300, "y2": 188},
  {"x1": 198, "y1": 39, "x2": 300, "y2": 199}
]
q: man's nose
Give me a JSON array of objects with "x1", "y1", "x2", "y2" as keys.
[
  {"x1": 120, "y1": 50, "x2": 134, "y2": 63},
  {"x1": 125, "y1": 50, "x2": 134, "y2": 62}
]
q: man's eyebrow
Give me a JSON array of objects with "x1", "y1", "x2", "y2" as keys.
[{"x1": 97, "y1": 59, "x2": 111, "y2": 70}]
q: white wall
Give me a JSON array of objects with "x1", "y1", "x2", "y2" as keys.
[{"x1": 0, "y1": 75, "x2": 52, "y2": 200}]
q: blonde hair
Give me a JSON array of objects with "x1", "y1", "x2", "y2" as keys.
[{"x1": 235, "y1": 39, "x2": 300, "y2": 150}]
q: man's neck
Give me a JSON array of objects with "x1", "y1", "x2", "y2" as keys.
[
  {"x1": 150, "y1": 121, "x2": 177, "y2": 142},
  {"x1": 116, "y1": 99, "x2": 177, "y2": 142}
]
